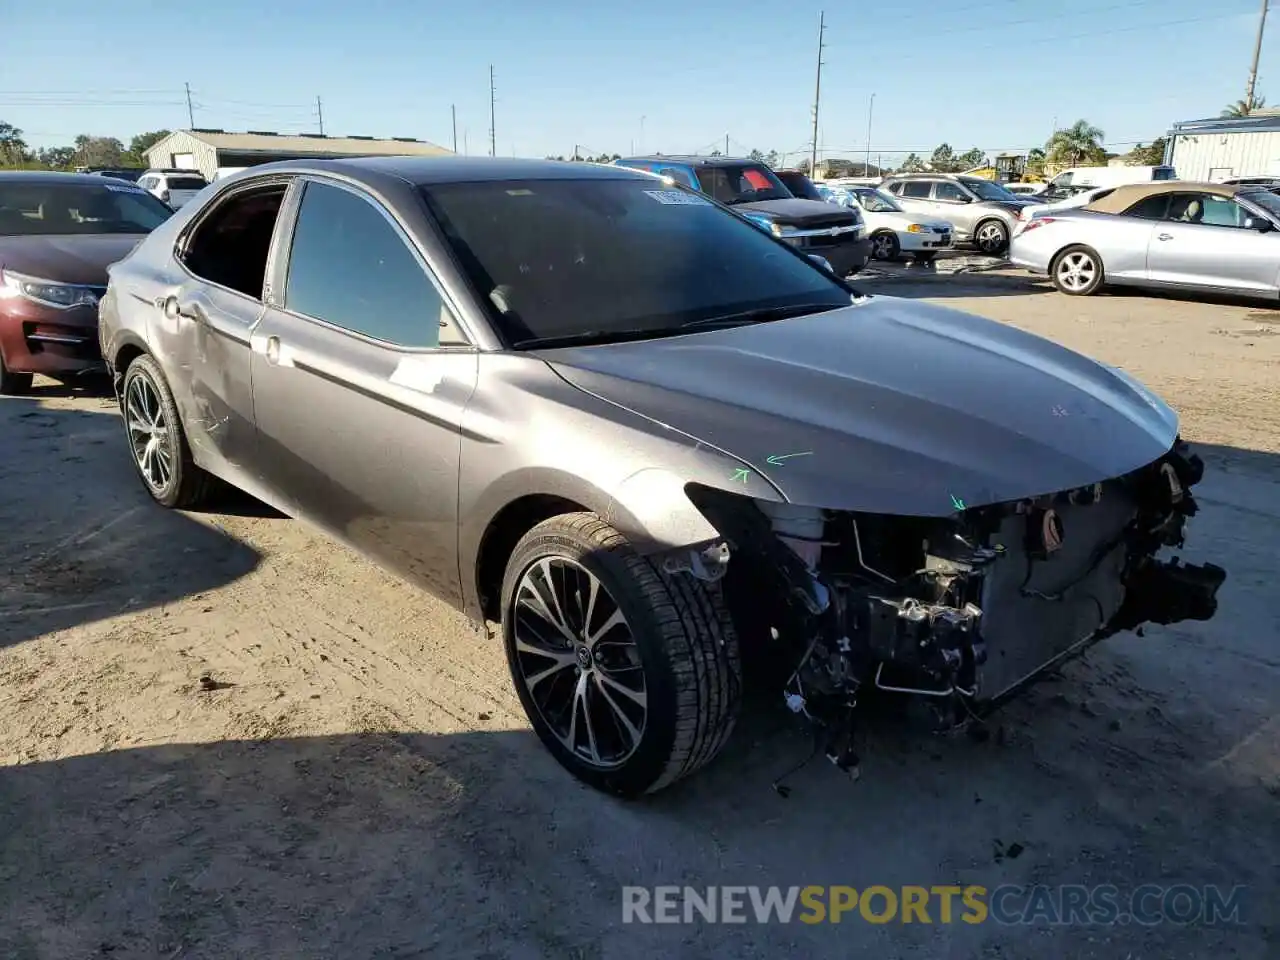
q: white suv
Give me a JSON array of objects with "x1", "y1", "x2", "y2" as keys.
[{"x1": 138, "y1": 170, "x2": 208, "y2": 209}]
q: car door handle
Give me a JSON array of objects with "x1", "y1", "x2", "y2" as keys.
[
  {"x1": 162, "y1": 295, "x2": 202, "y2": 322},
  {"x1": 1157, "y1": 233, "x2": 1174, "y2": 241}
]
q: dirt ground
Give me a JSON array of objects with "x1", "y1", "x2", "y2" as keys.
[{"x1": 1, "y1": 273, "x2": 1277, "y2": 959}]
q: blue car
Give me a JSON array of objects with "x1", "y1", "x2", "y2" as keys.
[{"x1": 614, "y1": 155, "x2": 872, "y2": 275}]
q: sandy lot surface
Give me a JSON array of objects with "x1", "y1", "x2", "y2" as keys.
[{"x1": 1, "y1": 276, "x2": 1277, "y2": 958}]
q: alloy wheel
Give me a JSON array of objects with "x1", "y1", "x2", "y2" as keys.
[
  {"x1": 872, "y1": 234, "x2": 895, "y2": 258},
  {"x1": 125, "y1": 374, "x2": 173, "y2": 493},
  {"x1": 976, "y1": 221, "x2": 1007, "y2": 253},
  {"x1": 1056, "y1": 251, "x2": 1097, "y2": 293},
  {"x1": 512, "y1": 556, "x2": 647, "y2": 769}
]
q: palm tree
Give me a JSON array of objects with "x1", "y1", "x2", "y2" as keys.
[
  {"x1": 1046, "y1": 119, "x2": 1105, "y2": 167},
  {"x1": 1221, "y1": 96, "x2": 1266, "y2": 118}
]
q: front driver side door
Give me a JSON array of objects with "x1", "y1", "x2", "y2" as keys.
[
  {"x1": 1146, "y1": 192, "x2": 1280, "y2": 293},
  {"x1": 249, "y1": 177, "x2": 480, "y2": 604}
]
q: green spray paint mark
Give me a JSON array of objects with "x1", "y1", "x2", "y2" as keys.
[
  {"x1": 766, "y1": 451, "x2": 813, "y2": 466},
  {"x1": 951, "y1": 494, "x2": 966, "y2": 511},
  {"x1": 731, "y1": 468, "x2": 751, "y2": 484}
]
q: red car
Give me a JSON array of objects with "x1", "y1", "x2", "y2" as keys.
[{"x1": 0, "y1": 171, "x2": 173, "y2": 394}]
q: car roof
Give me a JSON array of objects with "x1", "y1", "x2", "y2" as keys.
[
  {"x1": 617, "y1": 155, "x2": 760, "y2": 167},
  {"x1": 0, "y1": 170, "x2": 127, "y2": 187},
  {"x1": 1084, "y1": 180, "x2": 1242, "y2": 214},
  {"x1": 238, "y1": 155, "x2": 655, "y2": 186}
]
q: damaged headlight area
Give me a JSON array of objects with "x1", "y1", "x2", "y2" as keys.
[{"x1": 680, "y1": 438, "x2": 1226, "y2": 775}]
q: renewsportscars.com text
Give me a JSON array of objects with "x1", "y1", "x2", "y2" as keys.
[{"x1": 621, "y1": 884, "x2": 1246, "y2": 926}]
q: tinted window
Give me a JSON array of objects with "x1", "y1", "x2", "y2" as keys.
[
  {"x1": 1241, "y1": 190, "x2": 1280, "y2": 219},
  {"x1": 657, "y1": 167, "x2": 696, "y2": 189},
  {"x1": 183, "y1": 185, "x2": 287, "y2": 300},
  {"x1": 775, "y1": 171, "x2": 824, "y2": 201},
  {"x1": 934, "y1": 182, "x2": 969, "y2": 202},
  {"x1": 1124, "y1": 195, "x2": 1170, "y2": 220},
  {"x1": 900, "y1": 181, "x2": 932, "y2": 199},
  {"x1": 420, "y1": 177, "x2": 852, "y2": 347},
  {"x1": 169, "y1": 177, "x2": 207, "y2": 190},
  {"x1": 694, "y1": 164, "x2": 791, "y2": 204},
  {"x1": 285, "y1": 181, "x2": 447, "y2": 348},
  {"x1": 884, "y1": 181, "x2": 904, "y2": 195},
  {"x1": 1153, "y1": 166, "x2": 1175, "y2": 181},
  {"x1": 0, "y1": 181, "x2": 172, "y2": 236}
]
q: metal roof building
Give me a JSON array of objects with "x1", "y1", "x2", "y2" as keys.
[
  {"x1": 1165, "y1": 113, "x2": 1280, "y2": 181},
  {"x1": 143, "y1": 129, "x2": 451, "y2": 180}
]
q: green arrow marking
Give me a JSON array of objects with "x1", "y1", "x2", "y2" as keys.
[
  {"x1": 950, "y1": 494, "x2": 966, "y2": 511},
  {"x1": 731, "y1": 468, "x2": 751, "y2": 483},
  {"x1": 766, "y1": 451, "x2": 814, "y2": 466}
]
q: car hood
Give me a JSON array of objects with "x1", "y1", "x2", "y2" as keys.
[
  {"x1": 542, "y1": 297, "x2": 1179, "y2": 516},
  {"x1": 732, "y1": 197, "x2": 858, "y2": 226},
  {"x1": 0, "y1": 234, "x2": 147, "y2": 285}
]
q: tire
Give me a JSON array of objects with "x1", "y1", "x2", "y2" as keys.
[
  {"x1": 500, "y1": 512, "x2": 742, "y2": 797},
  {"x1": 0, "y1": 350, "x2": 33, "y2": 395},
  {"x1": 121, "y1": 354, "x2": 212, "y2": 508},
  {"x1": 973, "y1": 218, "x2": 1009, "y2": 255},
  {"x1": 870, "y1": 231, "x2": 900, "y2": 260},
  {"x1": 1050, "y1": 245, "x2": 1104, "y2": 296}
]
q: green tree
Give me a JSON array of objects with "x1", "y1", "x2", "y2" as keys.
[
  {"x1": 1025, "y1": 147, "x2": 1046, "y2": 178},
  {"x1": 929, "y1": 143, "x2": 956, "y2": 172},
  {"x1": 748, "y1": 148, "x2": 764, "y2": 162},
  {"x1": 124, "y1": 129, "x2": 170, "y2": 166},
  {"x1": 899, "y1": 152, "x2": 925, "y2": 172},
  {"x1": 1127, "y1": 138, "x2": 1168, "y2": 166},
  {"x1": 765, "y1": 149, "x2": 780, "y2": 168},
  {"x1": 73, "y1": 135, "x2": 125, "y2": 168},
  {"x1": 1046, "y1": 119, "x2": 1106, "y2": 167},
  {"x1": 956, "y1": 147, "x2": 985, "y2": 170},
  {"x1": 0, "y1": 121, "x2": 29, "y2": 165},
  {"x1": 37, "y1": 146, "x2": 76, "y2": 168},
  {"x1": 1221, "y1": 96, "x2": 1265, "y2": 118}
]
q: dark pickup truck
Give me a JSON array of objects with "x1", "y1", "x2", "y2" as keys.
[{"x1": 614, "y1": 155, "x2": 872, "y2": 275}]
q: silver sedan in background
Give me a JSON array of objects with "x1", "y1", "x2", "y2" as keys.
[{"x1": 1009, "y1": 181, "x2": 1280, "y2": 297}]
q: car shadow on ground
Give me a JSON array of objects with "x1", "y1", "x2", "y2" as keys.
[
  {"x1": 0, "y1": 396, "x2": 262, "y2": 651},
  {"x1": 854, "y1": 270, "x2": 1053, "y2": 300},
  {"x1": 0, "y1": 715, "x2": 1272, "y2": 958}
]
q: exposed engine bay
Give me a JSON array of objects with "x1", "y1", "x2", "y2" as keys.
[{"x1": 676, "y1": 438, "x2": 1226, "y2": 775}]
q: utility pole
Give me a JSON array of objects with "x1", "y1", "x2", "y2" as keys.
[
  {"x1": 488, "y1": 65, "x2": 497, "y2": 158},
  {"x1": 1246, "y1": 0, "x2": 1270, "y2": 110},
  {"x1": 184, "y1": 82, "x2": 194, "y2": 128},
  {"x1": 316, "y1": 96, "x2": 325, "y2": 136},
  {"x1": 810, "y1": 11, "x2": 826, "y2": 176},
  {"x1": 640, "y1": 115, "x2": 646, "y2": 153},
  {"x1": 864, "y1": 93, "x2": 875, "y2": 176},
  {"x1": 725, "y1": 133, "x2": 730, "y2": 156},
  {"x1": 451, "y1": 104, "x2": 457, "y2": 152}
]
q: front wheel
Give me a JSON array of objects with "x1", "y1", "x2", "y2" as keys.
[
  {"x1": 122, "y1": 354, "x2": 213, "y2": 508},
  {"x1": 501, "y1": 513, "x2": 741, "y2": 797},
  {"x1": 973, "y1": 219, "x2": 1009, "y2": 255},
  {"x1": 1051, "y1": 245, "x2": 1104, "y2": 296},
  {"x1": 870, "y1": 231, "x2": 900, "y2": 260}
]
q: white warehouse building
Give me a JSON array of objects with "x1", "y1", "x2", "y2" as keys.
[{"x1": 1165, "y1": 113, "x2": 1280, "y2": 181}]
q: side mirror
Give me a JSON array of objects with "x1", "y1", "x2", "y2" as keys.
[
  {"x1": 1251, "y1": 217, "x2": 1274, "y2": 233},
  {"x1": 808, "y1": 254, "x2": 835, "y2": 273}
]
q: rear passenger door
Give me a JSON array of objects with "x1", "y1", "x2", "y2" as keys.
[{"x1": 249, "y1": 177, "x2": 479, "y2": 603}]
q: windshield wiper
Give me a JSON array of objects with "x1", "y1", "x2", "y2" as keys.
[
  {"x1": 679, "y1": 302, "x2": 842, "y2": 330},
  {"x1": 511, "y1": 327, "x2": 670, "y2": 350}
]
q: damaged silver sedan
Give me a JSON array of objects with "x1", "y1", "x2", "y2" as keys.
[{"x1": 98, "y1": 156, "x2": 1226, "y2": 797}]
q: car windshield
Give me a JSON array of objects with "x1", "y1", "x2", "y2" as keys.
[
  {"x1": 776, "y1": 172, "x2": 823, "y2": 201},
  {"x1": 420, "y1": 177, "x2": 853, "y2": 348},
  {"x1": 1240, "y1": 190, "x2": 1280, "y2": 219},
  {"x1": 963, "y1": 179, "x2": 1018, "y2": 201},
  {"x1": 853, "y1": 188, "x2": 902, "y2": 213},
  {"x1": 168, "y1": 177, "x2": 207, "y2": 190},
  {"x1": 695, "y1": 164, "x2": 792, "y2": 204},
  {"x1": 0, "y1": 181, "x2": 173, "y2": 236}
]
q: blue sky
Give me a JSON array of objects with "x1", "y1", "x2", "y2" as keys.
[{"x1": 1, "y1": 0, "x2": 1273, "y2": 163}]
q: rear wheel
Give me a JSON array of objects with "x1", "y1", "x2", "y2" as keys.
[
  {"x1": 0, "y1": 351, "x2": 33, "y2": 395},
  {"x1": 122, "y1": 354, "x2": 212, "y2": 508},
  {"x1": 501, "y1": 513, "x2": 741, "y2": 797},
  {"x1": 974, "y1": 218, "x2": 1009, "y2": 255},
  {"x1": 1050, "y1": 245, "x2": 1104, "y2": 296},
  {"x1": 870, "y1": 231, "x2": 900, "y2": 260}
]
